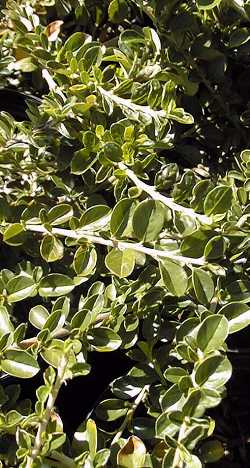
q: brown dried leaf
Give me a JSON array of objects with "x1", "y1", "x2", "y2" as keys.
[{"x1": 46, "y1": 20, "x2": 63, "y2": 42}]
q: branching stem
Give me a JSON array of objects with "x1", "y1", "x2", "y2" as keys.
[
  {"x1": 173, "y1": 421, "x2": 187, "y2": 468},
  {"x1": 118, "y1": 163, "x2": 210, "y2": 224},
  {"x1": 26, "y1": 353, "x2": 69, "y2": 467},
  {"x1": 25, "y1": 224, "x2": 206, "y2": 266},
  {"x1": 111, "y1": 385, "x2": 149, "y2": 446},
  {"x1": 18, "y1": 313, "x2": 110, "y2": 350}
]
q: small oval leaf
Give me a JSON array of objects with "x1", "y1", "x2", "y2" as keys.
[{"x1": 1, "y1": 350, "x2": 39, "y2": 379}]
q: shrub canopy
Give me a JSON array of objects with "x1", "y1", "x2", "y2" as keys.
[{"x1": 0, "y1": 1, "x2": 249, "y2": 467}]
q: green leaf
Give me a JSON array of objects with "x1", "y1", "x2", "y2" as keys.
[
  {"x1": 195, "y1": 356, "x2": 232, "y2": 388},
  {"x1": 155, "y1": 413, "x2": 179, "y2": 439},
  {"x1": 105, "y1": 248, "x2": 135, "y2": 278},
  {"x1": 71, "y1": 149, "x2": 97, "y2": 175},
  {"x1": 79, "y1": 205, "x2": 111, "y2": 230},
  {"x1": 103, "y1": 142, "x2": 123, "y2": 162},
  {"x1": 110, "y1": 198, "x2": 137, "y2": 238},
  {"x1": 41, "y1": 339, "x2": 76, "y2": 369},
  {"x1": 197, "y1": 0, "x2": 223, "y2": 9},
  {"x1": 160, "y1": 384, "x2": 183, "y2": 412},
  {"x1": 71, "y1": 309, "x2": 92, "y2": 333},
  {"x1": 7, "y1": 276, "x2": 36, "y2": 303},
  {"x1": 86, "y1": 419, "x2": 97, "y2": 458},
  {"x1": 108, "y1": 0, "x2": 129, "y2": 23},
  {"x1": 225, "y1": 280, "x2": 250, "y2": 303},
  {"x1": 43, "y1": 309, "x2": 66, "y2": 334},
  {"x1": 132, "y1": 200, "x2": 165, "y2": 242},
  {"x1": 49, "y1": 433, "x2": 66, "y2": 452},
  {"x1": 3, "y1": 224, "x2": 27, "y2": 246},
  {"x1": 1, "y1": 350, "x2": 39, "y2": 379},
  {"x1": 94, "y1": 449, "x2": 111, "y2": 467},
  {"x1": 47, "y1": 204, "x2": 73, "y2": 226},
  {"x1": 220, "y1": 302, "x2": 250, "y2": 334},
  {"x1": 182, "y1": 389, "x2": 202, "y2": 417},
  {"x1": 73, "y1": 247, "x2": 97, "y2": 276},
  {"x1": 197, "y1": 315, "x2": 229, "y2": 354},
  {"x1": 200, "y1": 440, "x2": 225, "y2": 463},
  {"x1": 164, "y1": 367, "x2": 188, "y2": 384},
  {"x1": 229, "y1": 28, "x2": 250, "y2": 48},
  {"x1": 204, "y1": 236, "x2": 226, "y2": 260},
  {"x1": 57, "y1": 32, "x2": 87, "y2": 60},
  {"x1": 40, "y1": 235, "x2": 64, "y2": 262},
  {"x1": 168, "y1": 108, "x2": 194, "y2": 124},
  {"x1": 39, "y1": 274, "x2": 75, "y2": 297},
  {"x1": 204, "y1": 186, "x2": 233, "y2": 216},
  {"x1": 132, "y1": 417, "x2": 155, "y2": 440},
  {"x1": 192, "y1": 269, "x2": 214, "y2": 305},
  {"x1": 0, "y1": 306, "x2": 14, "y2": 337},
  {"x1": 88, "y1": 327, "x2": 122, "y2": 352},
  {"x1": 95, "y1": 399, "x2": 129, "y2": 421},
  {"x1": 82, "y1": 45, "x2": 104, "y2": 69},
  {"x1": 181, "y1": 229, "x2": 214, "y2": 258},
  {"x1": 29, "y1": 305, "x2": 49, "y2": 330},
  {"x1": 160, "y1": 259, "x2": 188, "y2": 297}
]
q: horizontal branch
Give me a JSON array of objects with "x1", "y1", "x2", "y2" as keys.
[
  {"x1": 19, "y1": 314, "x2": 110, "y2": 350},
  {"x1": 25, "y1": 224, "x2": 206, "y2": 266},
  {"x1": 118, "y1": 163, "x2": 211, "y2": 224},
  {"x1": 98, "y1": 86, "x2": 166, "y2": 121}
]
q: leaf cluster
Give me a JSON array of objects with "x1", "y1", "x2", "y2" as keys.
[{"x1": 0, "y1": 1, "x2": 249, "y2": 467}]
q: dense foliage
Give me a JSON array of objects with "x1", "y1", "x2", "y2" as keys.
[{"x1": 0, "y1": 0, "x2": 249, "y2": 466}]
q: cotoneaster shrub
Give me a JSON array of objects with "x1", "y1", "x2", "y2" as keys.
[{"x1": 0, "y1": 1, "x2": 249, "y2": 467}]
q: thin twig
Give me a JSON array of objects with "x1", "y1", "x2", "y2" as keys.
[
  {"x1": 26, "y1": 353, "x2": 69, "y2": 467},
  {"x1": 25, "y1": 224, "x2": 206, "y2": 266},
  {"x1": 111, "y1": 385, "x2": 149, "y2": 446},
  {"x1": 19, "y1": 314, "x2": 111, "y2": 350},
  {"x1": 173, "y1": 421, "x2": 187, "y2": 468},
  {"x1": 118, "y1": 162, "x2": 210, "y2": 224}
]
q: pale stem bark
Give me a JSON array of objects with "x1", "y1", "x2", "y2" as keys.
[
  {"x1": 98, "y1": 87, "x2": 166, "y2": 120},
  {"x1": 25, "y1": 224, "x2": 206, "y2": 266},
  {"x1": 26, "y1": 353, "x2": 69, "y2": 468},
  {"x1": 118, "y1": 163, "x2": 210, "y2": 224},
  {"x1": 18, "y1": 313, "x2": 110, "y2": 350},
  {"x1": 173, "y1": 421, "x2": 187, "y2": 468},
  {"x1": 111, "y1": 385, "x2": 149, "y2": 446}
]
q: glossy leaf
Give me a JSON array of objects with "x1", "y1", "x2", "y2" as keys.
[
  {"x1": 110, "y1": 198, "x2": 136, "y2": 238},
  {"x1": 88, "y1": 327, "x2": 122, "y2": 352},
  {"x1": 132, "y1": 200, "x2": 165, "y2": 242},
  {"x1": 40, "y1": 235, "x2": 64, "y2": 262},
  {"x1": 41, "y1": 339, "x2": 76, "y2": 369},
  {"x1": 47, "y1": 204, "x2": 73, "y2": 226},
  {"x1": 3, "y1": 224, "x2": 26, "y2": 246},
  {"x1": 195, "y1": 356, "x2": 232, "y2": 388},
  {"x1": 204, "y1": 186, "x2": 233, "y2": 216},
  {"x1": 38, "y1": 274, "x2": 75, "y2": 297},
  {"x1": 95, "y1": 399, "x2": 129, "y2": 421},
  {"x1": 73, "y1": 247, "x2": 97, "y2": 276},
  {"x1": 105, "y1": 248, "x2": 135, "y2": 278},
  {"x1": 0, "y1": 306, "x2": 14, "y2": 337},
  {"x1": 29, "y1": 305, "x2": 49, "y2": 330},
  {"x1": 79, "y1": 205, "x2": 111, "y2": 230},
  {"x1": 220, "y1": 302, "x2": 250, "y2": 333},
  {"x1": 204, "y1": 236, "x2": 226, "y2": 260},
  {"x1": 160, "y1": 259, "x2": 188, "y2": 297},
  {"x1": 192, "y1": 268, "x2": 214, "y2": 305},
  {"x1": 7, "y1": 276, "x2": 36, "y2": 303},
  {"x1": 197, "y1": 315, "x2": 229, "y2": 354},
  {"x1": 1, "y1": 350, "x2": 39, "y2": 379}
]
